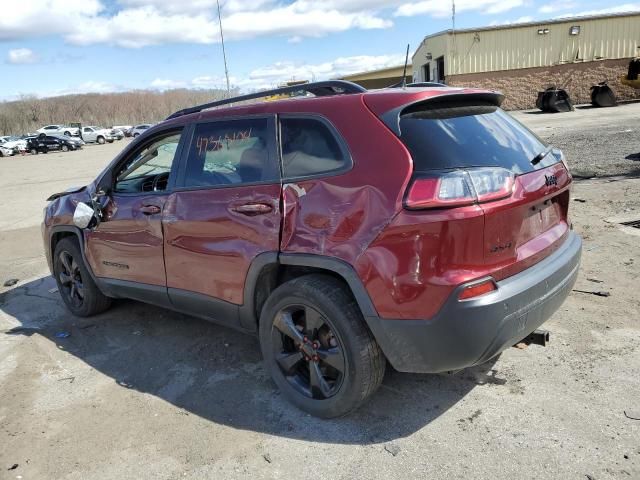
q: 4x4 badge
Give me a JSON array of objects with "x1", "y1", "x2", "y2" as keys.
[{"x1": 545, "y1": 174, "x2": 558, "y2": 186}]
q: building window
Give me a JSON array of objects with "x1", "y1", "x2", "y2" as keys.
[{"x1": 569, "y1": 25, "x2": 580, "y2": 35}]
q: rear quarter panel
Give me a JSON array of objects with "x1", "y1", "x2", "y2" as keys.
[{"x1": 279, "y1": 95, "x2": 413, "y2": 264}]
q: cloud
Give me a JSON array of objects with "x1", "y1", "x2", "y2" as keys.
[
  {"x1": 1, "y1": 0, "x2": 394, "y2": 48},
  {"x1": 149, "y1": 53, "x2": 406, "y2": 92},
  {"x1": 395, "y1": 0, "x2": 525, "y2": 18},
  {"x1": 150, "y1": 78, "x2": 188, "y2": 90},
  {"x1": 0, "y1": 0, "x2": 103, "y2": 41},
  {"x1": 65, "y1": 6, "x2": 219, "y2": 47},
  {"x1": 555, "y1": 4, "x2": 640, "y2": 17},
  {"x1": 6, "y1": 48, "x2": 39, "y2": 64},
  {"x1": 538, "y1": 1, "x2": 577, "y2": 14}
]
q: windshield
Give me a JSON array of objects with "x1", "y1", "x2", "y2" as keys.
[{"x1": 399, "y1": 106, "x2": 559, "y2": 174}]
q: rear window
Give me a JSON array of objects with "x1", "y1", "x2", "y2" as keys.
[{"x1": 399, "y1": 105, "x2": 558, "y2": 174}]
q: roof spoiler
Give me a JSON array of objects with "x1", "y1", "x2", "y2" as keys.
[{"x1": 380, "y1": 91, "x2": 505, "y2": 136}]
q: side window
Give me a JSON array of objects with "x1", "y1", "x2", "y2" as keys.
[
  {"x1": 114, "y1": 130, "x2": 182, "y2": 194},
  {"x1": 183, "y1": 118, "x2": 277, "y2": 188},
  {"x1": 280, "y1": 117, "x2": 348, "y2": 178}
]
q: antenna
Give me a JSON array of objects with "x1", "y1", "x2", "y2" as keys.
[
  {"x1": 216, "y1": 0, "x2": 231, "y2": 96},
  {"x1": 401, "y1": 44, "x2": 410, "y2": 89}
]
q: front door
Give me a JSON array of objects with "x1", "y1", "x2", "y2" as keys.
[
  {"x1": 163, "y1": 116, "x2": 281, "y2": 326},
  {"x1": 85, "y1": 128, "x2": 185, "y2": 304}
]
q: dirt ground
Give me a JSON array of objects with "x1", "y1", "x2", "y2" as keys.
[{"x1": 1, "y1": 104, "x2": 639, "y2": 480}]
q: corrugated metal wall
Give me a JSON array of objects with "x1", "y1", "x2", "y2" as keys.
[{"x1": 413, "y1": 14, "x2": 640, "y2": 78}]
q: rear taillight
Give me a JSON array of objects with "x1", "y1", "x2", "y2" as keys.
[{"x1": 405, "y1": 167, "x2": 514, "y2": 210}]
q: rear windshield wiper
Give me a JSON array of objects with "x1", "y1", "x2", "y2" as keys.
[{"x1": 531, "y1": 146, "x2": 553, "y2": 166}]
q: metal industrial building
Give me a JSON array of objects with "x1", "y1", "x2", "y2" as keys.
[{"x1": 412, "y1": 11, "x2": 640, "y2": 109}]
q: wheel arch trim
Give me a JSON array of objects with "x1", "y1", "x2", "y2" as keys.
[
  {"x1": 49, "y1": 226, "x2": 101, "y2": 287},
  {"x1": 240, "y1": 252, "x2": 378, "y2": 330}
]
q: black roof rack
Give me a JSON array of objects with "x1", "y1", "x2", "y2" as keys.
[
  {"x1": 387, "y1": 81, "x2": 448, "y2": 88},
  {"x1": 166, "y1": 80, "x2": 367, "y2": 120}
]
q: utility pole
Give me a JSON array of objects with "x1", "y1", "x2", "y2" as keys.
[
  {"x1": 216, "y1": 0, "x2": 231, "y2": 96},
  {"x1": 452, "y1": 0, "x2": 457, "y2": 76}
]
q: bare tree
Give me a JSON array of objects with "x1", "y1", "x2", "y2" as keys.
[{"x1": 0, "y1": 87, "x2": 233, "y2": 135}]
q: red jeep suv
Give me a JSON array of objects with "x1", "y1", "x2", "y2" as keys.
[{"x1": 42, "y1": 81, "x2": 581, "y2": 418}]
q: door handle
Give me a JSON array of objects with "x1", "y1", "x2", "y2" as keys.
[
  {"x1": 140, "y1": 205, "x2": 161, "y2": 215},
  {"x1": 231, "y1": 203, "x2": 273, "y2": 216}
]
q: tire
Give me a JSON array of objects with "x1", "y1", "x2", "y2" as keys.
[
  {"x1": 53, "y1": 237, "x2": 112, "y2": 317},
  {"x1": 63, "y1": 131, "x2": 70, "y2": 136},
  {"x1": 133, "y1": 133, "x2": 139, "y2": 137},
  {"x1": 30, "y1": 148, "x2": 37, "y2": 155},
  {"x1": 61, "y1": 145, "x2": 69, "y2": 152},
  {"x1": 97, "y1": 136, "x2": 105, "y2": 145},
  {"x1": 259, "y1": 274, "x2": 385, "y2": 418}
]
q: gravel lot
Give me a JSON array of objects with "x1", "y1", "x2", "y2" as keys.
[{"x1": 1, "y1": 104, "x2": 639, "y2": 480}]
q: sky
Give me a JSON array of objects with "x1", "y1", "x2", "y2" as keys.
[{"x1": 1, "y1": 0, "x2": 638, "y2": 100}]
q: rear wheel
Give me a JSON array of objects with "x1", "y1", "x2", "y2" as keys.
[
  {"x1": 53, "y1": 238, "x2": 112, "y2": 317},
  {"x1": 97, "y1": 136, "x2": 105, "y2": 145},
  {"x1": 259, "y1": 274, "x2": 385, "y2": 418}
]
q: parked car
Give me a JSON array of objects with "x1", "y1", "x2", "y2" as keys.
[
  {"x1": 0, "y1": 135, "x2": 27, "y2": 155},
  {"x1": 37, "y1": 125, "x2": 81, "y2": 137},
  {"x1": 110, "y1": 128, "x2": 125, "y2": 140},
  {"x1": 80, "y1": 126, "x2": 116, "y2": 144},
  {"x1": 112, "y1": 125, "x2": 132, "y2": 139},
  {"x1": 0, "y1": 144, "x2": 13, "y2": 157},
  {"x1": 50, "y1": 134, "x2": 85, "y2": 149},
  {"x1": 43, "y1": 81, "x2": 581, "y2": 418},
  {"x1": 130, "y1": 124, "x2": 152, "y2": 137},
  {"x1": 27, "y1": 134, "x2": 79, "y2": 154}
]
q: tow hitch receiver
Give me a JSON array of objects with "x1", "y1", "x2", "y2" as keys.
[{"x1": 515, "y1": 329, "x2": 550, "y2": 348}]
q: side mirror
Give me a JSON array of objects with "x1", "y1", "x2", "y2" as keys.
[{"x1": 73, "y1": 202, "x2": 97, "y2": 229}]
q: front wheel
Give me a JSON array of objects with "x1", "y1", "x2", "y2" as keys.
[
  {"x1": 30, "y1": 148, "x2": 37, "y2": 155},
  {"x1": 97, "y1": 136, "x2": 105, "y2": 145},
  {"x1": 63, "y1": 131, "x2": 70, "y2": 136},
  {"x1": 61, "y1": 145, "x2": 69, "y2": 152},
  {"x1": 259, "y1": 274, "x2": 385, "y2": 418},
  {"x1": 53, "y1": 238, "x2": 112, "y2": 317}
]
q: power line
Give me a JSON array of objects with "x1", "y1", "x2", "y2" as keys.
[{"x1": 216, "y1": 0, "x2": 231, "y2": 96}]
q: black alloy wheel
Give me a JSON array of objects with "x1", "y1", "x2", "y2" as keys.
[
  {"x1": 58, "y1": 250, "x2": 84, "y2": 309},
  {"x1": 259, "y1": 274, "x2": 385, "y2": 417},
  {"x1": 271, "y1": 304, "x2": 345, "y2": 399}
]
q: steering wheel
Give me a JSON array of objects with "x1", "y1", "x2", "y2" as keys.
[{"x1": 152, "y1": 172, "x2": 170, "y2": 191}]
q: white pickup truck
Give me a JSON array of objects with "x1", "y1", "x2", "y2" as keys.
[
  {"x1": 37, "y1": 125, "x2": 81, "y2": 137},
  {"x1": 80, "y1": 126, "x2": 116, "y2": 144}
]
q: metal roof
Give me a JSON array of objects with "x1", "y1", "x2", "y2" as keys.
[{"x1": 415, "y1": 10, "x2": 640, "y2": 45}]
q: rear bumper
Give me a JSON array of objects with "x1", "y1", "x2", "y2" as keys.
[{"x1": 366, "y1": 231, "x2": 582, "y2": 373}]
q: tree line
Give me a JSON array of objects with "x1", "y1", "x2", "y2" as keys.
[{"x1": 0, "y1": 88, "x2": 237, "y2": 135}]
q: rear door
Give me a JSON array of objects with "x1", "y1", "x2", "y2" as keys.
[{"x1": 162, "y1": 116, "x2": 281, "y2": 327}]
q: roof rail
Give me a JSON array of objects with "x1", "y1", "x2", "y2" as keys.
[
  {"x1": 166, "y1": 80, "x2": 367, "y2": 120},
  {"x1": 387, "y1": 81, "x2": 448, "y2": 88}
]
